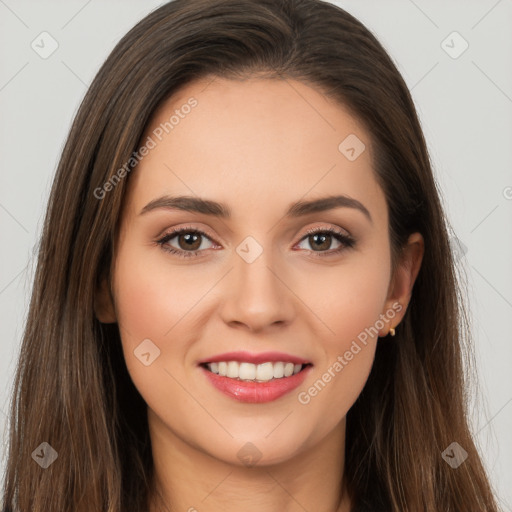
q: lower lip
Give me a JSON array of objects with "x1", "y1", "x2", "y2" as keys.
[{"x1": 200, "y1": 365, "x2": 312, "y2": 403}]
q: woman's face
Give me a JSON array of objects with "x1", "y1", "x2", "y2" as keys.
[{"x1": 105, "y1": 76, "x2": 411, "y2": 466}]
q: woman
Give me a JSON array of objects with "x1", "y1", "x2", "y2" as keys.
[{"x1": 0, "y1": 0, "x2": 499, "y2": 510}]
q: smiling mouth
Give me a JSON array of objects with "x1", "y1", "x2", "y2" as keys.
[{"x1": 200, "y1": 361, "x2": 313, "y2": 382}]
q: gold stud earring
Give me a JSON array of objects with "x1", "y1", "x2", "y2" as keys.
[{"x1": 389, "y1": 327, "x2": 396, "y2": 337}]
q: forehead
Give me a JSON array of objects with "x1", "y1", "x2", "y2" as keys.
[{"x1": 125, "y1": 76, "x2": 385, "y2": 224}]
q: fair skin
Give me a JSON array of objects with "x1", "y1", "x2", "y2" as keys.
[{"x1": 96, "y1": 76, "x2": 423, "y2": 512}]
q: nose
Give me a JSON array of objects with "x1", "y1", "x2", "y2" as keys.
[{"x1": 219, "y1": 247, "x2": 296, "y2": 333}]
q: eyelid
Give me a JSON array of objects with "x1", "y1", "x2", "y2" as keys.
[
  {"x1": 299, "y1": 224, "x2": 352, "y2": 239},
  {"x1": 156, "y1": 224, "x2": 220, "y2": 247}
]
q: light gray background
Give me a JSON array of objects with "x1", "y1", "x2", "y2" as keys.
[{"x1": 1, "y1": 0, "x2": 511, "y2": 509}]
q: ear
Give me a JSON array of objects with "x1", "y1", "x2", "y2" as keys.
[
  {"x1": 379, "y1": 232, "x2": 424, "y2": 336},
  {"x1": 94, "y1": 275, "x2": 117, "y2": 324}
]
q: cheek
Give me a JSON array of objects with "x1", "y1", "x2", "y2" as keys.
[
  {"x1": 111, "y1": 241, "x2": 195, "y2": 383},
  {"x1": 112, "y1": 241, "x2": 201, "y2": 343},
  {"x1": 305, "y1": 246, "x2": 391, "y2": 346},
  {"x1": 111, "y1": 241, "x2": 210, "y2": 420},
  {"x1": 296, "y1": 249, "x2": 390, "y2": 420}
]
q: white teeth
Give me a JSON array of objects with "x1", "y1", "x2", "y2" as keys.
[
  {"x1": 273, "y1": 361, "x2": 284, "y2": 378},
  {"x1": 227, "y1": 361, "x2": 238, "y2": 378},
  {"x1": 205, "y1": 361, "x2": 305, "y2": 382},
  {"x1": 239, "y1": 362, "x2": 256, "y2": 380},
  {"x1": 256, "y1": 362, "x2": 274, "y2": 381}
]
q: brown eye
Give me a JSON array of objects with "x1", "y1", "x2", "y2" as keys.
[
  {"x1": 306, "y1": 232, "x2": 337, "y2": 251},
  {"x1": 175, "y1": 232, "x2": 203, "y2": 251},
  {"x1": 157, "y1": 228, "x2": 216, "y2": 258},
  {"x1": 296, "y1": 227, "x2": 355, "y2": 257}
]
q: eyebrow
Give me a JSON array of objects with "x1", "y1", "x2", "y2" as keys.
[{"x1": 139, "y1": 194, "x2": 372, "y2": 223}]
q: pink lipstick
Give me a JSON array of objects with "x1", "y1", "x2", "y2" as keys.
[{"x1": 198, "y1": 351, "x2": 313, "y2": 403}]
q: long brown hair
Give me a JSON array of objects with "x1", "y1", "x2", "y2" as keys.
[{"x1": 1, "y1": 0, "x2": 499, "y2": 510}]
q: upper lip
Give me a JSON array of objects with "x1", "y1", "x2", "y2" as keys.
[{"x1": 198, "y1": 351, "x2": 312, "y2": 365}]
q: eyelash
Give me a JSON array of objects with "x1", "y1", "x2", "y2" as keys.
[{"x1": 156, "y1": 225, "x2": 356, "y2": 259}]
